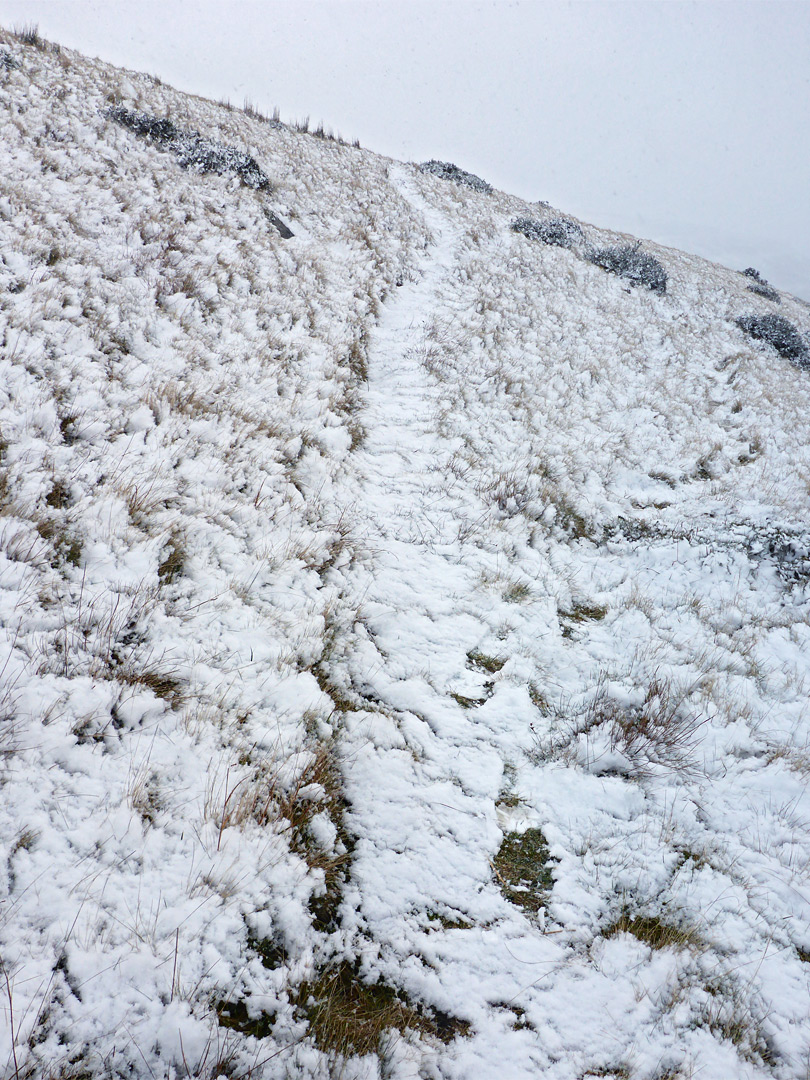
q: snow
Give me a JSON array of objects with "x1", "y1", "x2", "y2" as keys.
[{"x1": 1, "y1": 24, "x2": 810, "y2": 1080}]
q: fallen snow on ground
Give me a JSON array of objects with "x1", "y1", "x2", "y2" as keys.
[{"x1": 1, "y1": 27, "x2": 810, "y2": 1080}]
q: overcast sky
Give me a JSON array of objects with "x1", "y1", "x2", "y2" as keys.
[{"x1": 3, "y1": 0, "x2": 809, "y2": 299}]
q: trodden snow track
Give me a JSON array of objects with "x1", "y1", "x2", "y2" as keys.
[{"x1": 335, "y1": 172, "x2": 566, "y2": 1076}]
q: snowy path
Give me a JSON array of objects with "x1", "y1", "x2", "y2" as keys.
[
  {"x1": 336, "y1": 171, "x2": 569, "y2": 1076},
  {"x1": 350, "y1": 177, "x2": 468, "y2": 550}
]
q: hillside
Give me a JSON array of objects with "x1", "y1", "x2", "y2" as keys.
[{"x1": 1, "y1": 26, "x2": 810, "y2": 1080}]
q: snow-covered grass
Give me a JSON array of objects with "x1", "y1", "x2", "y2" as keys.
[{"x1": 2, "y1": 23, "x2": 810, "y2": 1080}]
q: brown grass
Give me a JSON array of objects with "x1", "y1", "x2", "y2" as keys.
[
  {"x1": 157, "y1": 531, "x2": 185, "y2": 585},
  {"x1": 603, "y1": 913, "x2": 701, "y2": 950},
  {"x1": 585, "y1": 674, "x2": 705, "y2": 777},
  {"x1": 206, "y1": 728, "x2": 354, "y2": 938}
]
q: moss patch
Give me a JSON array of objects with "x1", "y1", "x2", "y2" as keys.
[
  {"x1": 298, "y1": 961, "x2": 470, "y2": 1057},
  {"x1": 493, "y1": 827, "x2": 554, "y2": 914}
]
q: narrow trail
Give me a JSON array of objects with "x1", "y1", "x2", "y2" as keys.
[
  {"x1": 334, "y1": 170, "x2": 566, "y2": 1073},
  {"x1": 350, "y1": 170, "x2": 467, "y2": 550}
]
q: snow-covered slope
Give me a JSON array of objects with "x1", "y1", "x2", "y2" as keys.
[{"x1": 2, "y1": 28, "x2": 810, "y2": 1080}]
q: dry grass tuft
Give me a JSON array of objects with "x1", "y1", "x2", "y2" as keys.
[
  {"x1": 698, "y1": 975, "x2": 776, "y2": 1066},
  {"x1": 503, "y1": 579, "x2": 530, "y2": 603},
  {"x1": 13, "y1": 23, "x2": 42, "y2": 47},
  {"x1": 157, "y1": 530, "x2": 185, "y2": 585},
  {"x1": 210, "y1": 742, "x2": 350, "y2": 929},
  {"x1": 584, "y1": 674, "x2": 705, "y2": 777},
  {"x1": 559, "y1": 601, "x2": 608, "y2": 623},
  {"x1": 450, "y1": 692, "x2": 485, "y2": 710},
  {"x1": 128, "y1": 767, "x2": 164, "y2": 826},
  {"x1": 603, "y1": 913, "x2": 702, "y2": 950},
  {"x1": 113, "y1": 664, "x2": 182, "y2": 707}
]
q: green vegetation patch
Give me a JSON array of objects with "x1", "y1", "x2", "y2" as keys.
[
  {"x1": 493, "y1": 827, "x2": 554, "y2": 913},
  {"x1": 451, "y1": 692, "x2": 485, "y2": 709},
  {"x1": 466, "y1": 649, "x2": 507, "y2": 674},
  {"x1": 298, "y1": 961, "x2": 470, "y2": 1057}
]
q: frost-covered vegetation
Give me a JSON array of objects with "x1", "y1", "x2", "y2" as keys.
[
  {"x1": 2, "y1": 23, "x2": 810, "y2": 1080},
  {"x1": 418, "y1": 159, "x2": 492, "y2": 193},
  {"x1": 736, "y1": 312, "x2": 807, "y2": 362},
  {"x1": 109, "y1": 104, "x2": 273, "y2": 191},
  {"x1": 511, "y1": 214, "x2": 585, "y2": 249},
  {"x1": 586, "y1": 240, "x2": 668, "y2": 293},
  {"x1": 743, "y1": 266, "x2": 781, "y2": 303}
]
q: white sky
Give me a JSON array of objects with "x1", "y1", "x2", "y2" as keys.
[{"x1": 3, "y1": 0, "x2": 809, "y2": 298}]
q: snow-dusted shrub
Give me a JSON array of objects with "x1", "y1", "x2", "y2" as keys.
[
  {"x1": 741, "y1": 267, "x2": 780, "y2": 303},
  {"x1": 0, "y1": 49, "x2": 18, "y2": 70},
  {"x1": 748, "y1": 282, "x2": 781, "y2": 302},
  {"x1": 736, "y1": 312, "x2": 807, "y2": 363},
  {"x1": 586, "y1": 242, "x2": 667, "y2": 294},
  {"x1": 511, "y1": 215, "x2": 584, "y2": 249},
  {"x1": 761, "y1": 529, "x2": 810, "y2": 587},
  {"x1": 108, "y1": 105, "x2": 272, "y2": 191},
  {"x1": 418, "y1": 160, "x2": 492, "y2": 194}
]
